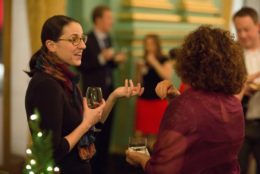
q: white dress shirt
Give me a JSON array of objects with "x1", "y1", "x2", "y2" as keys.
[{"x1": 244, "y1": 48, "x2": 260, "y2": 120}]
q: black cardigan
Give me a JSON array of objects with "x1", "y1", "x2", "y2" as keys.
[{"x1": 25, "y1": 71, "x2": 91, "y2": 174}]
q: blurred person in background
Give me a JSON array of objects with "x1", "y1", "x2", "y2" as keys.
[
  {"x1": 233, "y1": 7, "x2": 260, "y2": 174},
  {"x1": 135, "y1": 34, "x2": 173, "y2": 151},
  {"x1": 78, "y1": 5, "x2": 127, "y2": 174}
]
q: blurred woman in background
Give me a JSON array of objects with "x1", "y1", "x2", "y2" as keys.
[{"x1": 135, "y1": 34, "x2": 173, "y2": 150}]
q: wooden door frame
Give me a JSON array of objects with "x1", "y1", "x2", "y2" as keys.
[{"x1": 1, "y1": 0, "x2": 11, "y2": 170}]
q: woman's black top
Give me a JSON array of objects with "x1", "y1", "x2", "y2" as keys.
[
  {"x1": 141, "y1": 56, "x2": 169, "y2": 99},
  {"x1": 25, "y1": 71, "x2": 91, "y2": 174}
]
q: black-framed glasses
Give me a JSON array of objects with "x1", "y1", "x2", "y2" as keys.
[{"x1": 58, "y1": 34, "x2": 87, "y2": 46}]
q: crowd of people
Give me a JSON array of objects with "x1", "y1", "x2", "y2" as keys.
[{"x1": 24, "y1": 4, "x2": 260, "y2": 174}]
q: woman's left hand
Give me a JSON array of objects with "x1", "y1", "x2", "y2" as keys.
[{"x1": 112, "y1": 79, "x2": 144, "y2": 98}]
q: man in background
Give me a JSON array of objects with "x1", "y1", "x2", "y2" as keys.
[
  {"x1": 233, "y1": 6, "x2": 260, "y2": 174},
  {"x1": 79, "y1": 5, "x2": 126, "y2": 174}
]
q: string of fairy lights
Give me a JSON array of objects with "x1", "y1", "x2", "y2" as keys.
[{"x1": 23, "y1": 113, "x2": 60, "y2": 174}]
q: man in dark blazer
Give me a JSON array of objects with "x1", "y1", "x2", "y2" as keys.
[{"x1": 79, "y1": 5, "x2": 126, "y2": 174}]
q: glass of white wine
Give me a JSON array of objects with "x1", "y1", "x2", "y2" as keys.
[
  {"x1": 128, "y1": 136, "x2": 149, "y2": 155},
  {"x1": 86, "y1": 87, "x2": 103, "y2": 132}
]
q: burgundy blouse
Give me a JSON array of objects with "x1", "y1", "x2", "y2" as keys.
[{"x1": 145, "y1": 88, "x2": 244, "y2": 174}]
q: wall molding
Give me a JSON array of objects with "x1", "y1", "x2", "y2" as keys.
[
  {"x1": 122, "y1": 0, "x2": 174, "y2": 10},
  {"x1": 119, "y1": 13, "x2": 182, "y2": 22},
  {"x1": 182, "y1": 0, "x2": 220, "y2": 14},
  {"x1": 185, "y1": 16, "x2": 224, "y2": 25}
]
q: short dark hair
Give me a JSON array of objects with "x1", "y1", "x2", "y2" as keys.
[
  {"x1": 92, "y1": 5, "x2": 111, "y2": 23},
  {"x1": 233, "y1": 7, "x2": 259, "y2": 24},
  {"x1": 175, "y1": 26, "x2": 247, "y2": 95}
]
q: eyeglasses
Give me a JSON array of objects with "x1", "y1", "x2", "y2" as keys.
[{"x1": 58, "y1": 34, "x2": 87, "y2": 46}]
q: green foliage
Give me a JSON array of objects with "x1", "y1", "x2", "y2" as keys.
[{"x1": 23, "y1": 110, "x2": 59, "y2": 174}]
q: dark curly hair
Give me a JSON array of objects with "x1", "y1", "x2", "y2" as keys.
[{"x1": 175, "y1": 26, "x2": 247, "y2": 94}]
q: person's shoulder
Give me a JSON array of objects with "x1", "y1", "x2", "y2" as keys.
[
  {"x1": 86, "y1": 31, "x2": 98, "y2": 45},
  {"x1": 169, "y1": 88, "x2": 199, "y2": 109},
  {"x1": 87, "y1": 31, "x2": 96, "y2": 39},
  {"x1": 28, "y1": 72, "x2": 63, "y2": 93},
  {"x1": 87, "y1": 31, "x2": 95, "y2": 36}
]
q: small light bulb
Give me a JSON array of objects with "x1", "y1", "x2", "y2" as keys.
[
  {"x1": 26, "y1": 148, "x2": 32, "y2": 154},
  {"x1": 37, "y1": 132, "x2": 43, "y2": 137},
  {"x1": 26, "y1": 164, "x2": 31, "y2": 170},
  {"x1": 47, "y1": 166, "x2": 53, "y2": 171},
  {"x1": 30, "y1": 114, "x2": 38, "y2": 120},
  {"x1": 30, "y1": 159, "x2": 36, "y2": 165},
  {"x1": 54, "y1": 166, "x2": 60, "y2": 172}
]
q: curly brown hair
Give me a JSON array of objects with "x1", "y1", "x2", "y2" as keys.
[{"x1": 175, "y1": 26, "x2": 247, "y2": 94}]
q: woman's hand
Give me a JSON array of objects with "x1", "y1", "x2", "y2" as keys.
[
  {"x1": 125, "y1": 150, "x2": 150, "y2": 169},
  {"x1": 112, "y1": 79, "x2": 144, "y2": 99},
  {"x1": 64, "y1": 99, "x2": 106, "y2": 151},
  {"x1": 155, "y1": 80, "x2": 180, "y2": 99},
  {"x1": 100, "y1": 79, "x2": 144, "y2": 123},
  {"x1": 82, "y1": 98, "x2": 106, "y2": 129}
]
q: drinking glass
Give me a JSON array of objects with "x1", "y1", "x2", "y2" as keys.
[
  {"x1": 86, "y1": 87, "x2": 103, "y2": 109},
  {"x1": 128, "y1": 137, "x2": 149, "y2": 155},
  {"x1": 86, "y1": 87, "x2": 103, "y2": 132}
]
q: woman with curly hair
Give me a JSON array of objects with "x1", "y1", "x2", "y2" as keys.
[{"x1": 126, "y1": 26, "x2": 247, "y2": 174}]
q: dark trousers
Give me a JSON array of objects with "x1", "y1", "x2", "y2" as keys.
[
  {"x1": 91, "y1": 110, "x2": 114, "y2": 174},
  {"x1": 239, "y1": 120, "x2": 260, "y2": 174}
]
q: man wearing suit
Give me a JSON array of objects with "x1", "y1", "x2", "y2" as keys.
[
  {"x1": 233, "y1": 7, "x2": 260, "y2": 174},
  {"x1": 79, "y1": 5, "x2": 126, "y2": 174}
]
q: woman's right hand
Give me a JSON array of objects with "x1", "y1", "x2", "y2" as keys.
[{"x1": 82, "y1": 97, "x2": 106, "y2": 129}]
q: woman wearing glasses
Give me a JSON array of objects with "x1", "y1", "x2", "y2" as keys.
[{"x1": 25, "y1": 15, "x2": 143, "y2": 174}]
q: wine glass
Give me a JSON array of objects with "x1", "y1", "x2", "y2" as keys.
[{"x1": 86, "y1": 87, "x2": 103, "y2": 132}]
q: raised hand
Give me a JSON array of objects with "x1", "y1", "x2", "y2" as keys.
[
  {"x1": 112, "y1": 79, "x2": 144, "y2": 99},
  {"x1": 146, "y1": 54, "x2": 157, "y2": 67},
  {"x1": 99, "y1": 79, "x2": 144, "y2": 123},
  {"x1": 114, "y1": 52, "x2": 127, "y2": 63},
  {"x1": 155, "y1": 80, "x2": 180, "y2": 99},
  {"x1": 102, "y1": 48, "x2": 115, "y2": 61}
]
